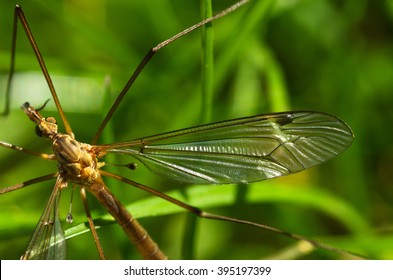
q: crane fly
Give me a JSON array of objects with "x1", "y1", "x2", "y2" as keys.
[{"x1": 0, "y1": 1, "x2": 355, "y2": 259}]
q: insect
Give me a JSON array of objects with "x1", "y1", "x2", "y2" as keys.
[{"x1": 0, "y1": 1, "x2": 356, "y2": 259}]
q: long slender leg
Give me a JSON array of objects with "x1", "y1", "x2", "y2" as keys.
[
  {"x1": 6, "y1": 5, "x2": 73, "y2": 136},
  {"x1": 91, "y1": 0, "x2": 250, "y2": 144},
  {"x1": 0, "y1": 173, "x2": 57, "y2": 195},
  {"x1": 100, "y1": 170, "x2": 364, "y2": 259},
  {"x1": 0, "y1": 141, "x2": 56, "y2": 160},
  {"x1": 80, "y1": 187, "x2": 106, "y2": 260},
  {"x1": 0, "y1": 6, "x2": 17, "y2": 116}
]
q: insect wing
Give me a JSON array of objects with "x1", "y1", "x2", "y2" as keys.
[
  {"x1": 21, "y1": 178, "x2": 66, "y2": 260},
  {"x1": 106, "y1": 111, "x2": 353, "y2": 184}
]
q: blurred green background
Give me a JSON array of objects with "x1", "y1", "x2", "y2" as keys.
[{"x1": 0, "y1": 0, "x2": 392, "y2": 259}]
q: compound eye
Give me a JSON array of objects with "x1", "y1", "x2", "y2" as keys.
[{"x1": 35, "y1": 125, "x2": 43, "y2": 137}]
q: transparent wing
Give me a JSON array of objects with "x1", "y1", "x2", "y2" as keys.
[
  {"x1": 104, "y1": 111, "x2": 354, "y2": 184},
  {"x1": 21, "y1": 177, "x2": 66, "y2": 260}
]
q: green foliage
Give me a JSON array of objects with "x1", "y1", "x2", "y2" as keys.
[{"x1": 0, "y1": 0, "x2": 392, "y2": 259}]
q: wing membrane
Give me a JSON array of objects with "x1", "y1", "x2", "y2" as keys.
[
  {"x1": 21, "y1": 177, "x2": 66, "y2": 260},
  {"x1": 105, "y1": 111, "x2": 353, "y2": 184}
]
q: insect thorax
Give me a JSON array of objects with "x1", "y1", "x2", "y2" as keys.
[{"x1": 52, "y1": 133, "x2": 101, "y2": 186}]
